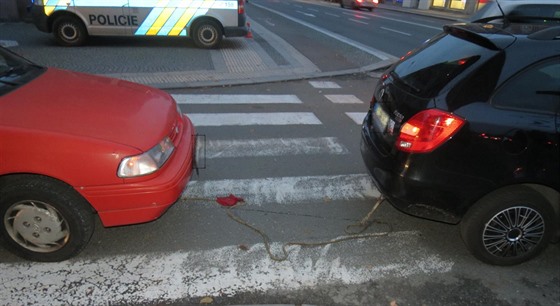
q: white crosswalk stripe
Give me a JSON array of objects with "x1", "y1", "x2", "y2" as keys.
[
  {"x1": 205, "y1": 137, "x2": 349, "y2": 158},
  {"x1": 308, "y1": 80, "x2": 341, "y2": 88},
  {"x1": 182, "y1": 174, "x2": 379, "y2": 205},
  {"x1": 1, "y1": 232, "x2": 452, "y2": 306},
  {"x1": 189, "y1": 112, "x2": 322, "y2": 126},
  {"x1": 346, "y1": 112, "x2": 367, "y2": 124},
  {"x1": 324, "y1": 94, "x2": 364, "y2": 104},
  {"x1": 173, "y1": 94, "x2": 302, "y2": 104}
]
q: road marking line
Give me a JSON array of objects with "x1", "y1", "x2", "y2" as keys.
[
  {"x1": 189, "y1": 112, "x2": 322, "y2": 126},
  {"x1": 324, "y1": 12, "x2": 339, "y2": 18},
  {"x1": 380, "y1": 26, "x2": 412, "y2": 36},
  {"x1": 346, "y1": 112, "x2": 367, "y2": 124},
  {"x1": 325, "y1": 94, "x2": 364, "y2": 104},
  {"x1": 173, "y1": 94, "x2": 302, "y2": 104},
  {"x1": 183, "y1": 174, "x2": 379, "y2": 205},
  {"x1": 349, "y1": 18, "x2": 369, "y2": 25},
  {"x1": 205, "y1": 137, "x2": 349, "y2": 158},
  {"x1": 297, "y1": 10, "x2": 316, "y2": 17},
  {"x1": 309, "y1": 81, "x2": 341, "y2": 88},
  {"x1": 342, "y1": 11, "x2": 372, "y2": 20}
]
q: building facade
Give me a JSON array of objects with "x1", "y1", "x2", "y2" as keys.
[{"x1": 401, "y1": 0, "x2": 487, "y2": 15}]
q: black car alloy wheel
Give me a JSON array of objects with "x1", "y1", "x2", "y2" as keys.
[{"x1": 461, "y1": 186, "x2": 553, "y2": 266}]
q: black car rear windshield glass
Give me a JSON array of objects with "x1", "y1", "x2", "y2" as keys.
[{"x1": 392, "y1": 33, "x2": 490, "y2": 99}]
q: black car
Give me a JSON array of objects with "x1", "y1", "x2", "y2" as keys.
[{"x1": 360, "y1": 22, "x2": 560, "y2": 266}]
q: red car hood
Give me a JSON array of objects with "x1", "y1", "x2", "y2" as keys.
[{"x1": 1, "y1": 68, "x2": 176, "y2": 151}]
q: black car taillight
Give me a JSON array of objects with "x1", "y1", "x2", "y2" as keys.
[{"x1": 396, "y1": 109, "x2": 465, "y2": 153}]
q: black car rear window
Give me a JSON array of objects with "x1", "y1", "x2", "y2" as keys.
[{"x1": 391, "y1": 32, "x2": 494, "y2": 99}]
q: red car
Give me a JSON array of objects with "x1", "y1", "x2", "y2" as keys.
[{"x1": 0, "y1": 47, "x2": 196, "y2": 262}]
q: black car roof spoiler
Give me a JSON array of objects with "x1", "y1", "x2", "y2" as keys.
[{"x1": 443, "y1": 24, "x2": 502, "y2": 51}]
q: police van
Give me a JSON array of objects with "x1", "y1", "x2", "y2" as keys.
[{"x1": 31, "y1": 0, "x2": 248, "y2": 49}]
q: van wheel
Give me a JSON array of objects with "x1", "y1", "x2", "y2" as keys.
[
  {"x1": 460, "y1": 186, "x2": 553, "y2": 266},
  {"x1": 192, "y1": 20, "x2": 222, "y2": 49},
  {"x1": 0, "y1": 175, "x2": 94, "y2": 262},
  {"x1": 53, "y1": 15, "x2": 87, "y2": 46}
]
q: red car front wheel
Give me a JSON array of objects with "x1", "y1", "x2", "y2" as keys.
[{"x1": 0, "y1": 175, "x2": 94, "y2": 262}]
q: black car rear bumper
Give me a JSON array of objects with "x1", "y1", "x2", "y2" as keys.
[{"x1": 360, "y1": 111, "x2": 486, "y2": 224}]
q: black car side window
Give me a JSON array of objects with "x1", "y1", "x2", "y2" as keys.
[{"x1": 492, "y1": 57, "x2": 560, "y2": 114}]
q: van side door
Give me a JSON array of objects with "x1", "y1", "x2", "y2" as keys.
[{"x1": 80, "y1": 0, "x2": 130, "y2": 36}]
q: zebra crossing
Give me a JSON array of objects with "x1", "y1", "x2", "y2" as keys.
[
  {"x1": 174, "y1": 80, "x2": 371, "y2": 205},
  {"x1": 0, "y1": 79, "x2": 459, "y2": 306}
]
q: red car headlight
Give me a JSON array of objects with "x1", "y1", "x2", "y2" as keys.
[{"x1": 117, "y1": 136, "x2": 175, "y2": 178}]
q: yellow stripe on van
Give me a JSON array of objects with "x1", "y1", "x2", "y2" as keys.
[
  {"x1": 168, "y1": 7, "x2": 196, "y2": 36},
  {"x1": 44, "y1": 6, "x2": 56, "y2": 16},
  {"x1": 44, "y1": 0, "x2": 69, "y2": 16},
  {"x1": 147, "y1": 7, "x2": 175, "y2": 35}
]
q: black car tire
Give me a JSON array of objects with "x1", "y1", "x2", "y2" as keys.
[
  {"x1": 192, "y1": 20, "x2": 222, "y2": 49},
  {"x1": 460, "y1": 186, "x2": 553, "y2": 266},
  {"x1": 0, "y1": 175, "x2": 94, "y2": 262},
  {"x1": 53, "y1": 15, "x2": 88, "y2": 47}
]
